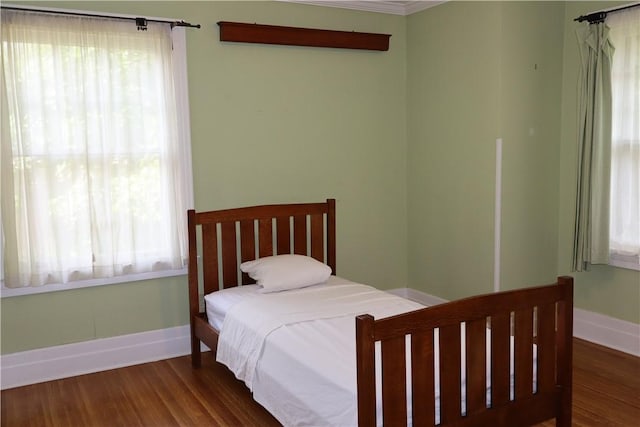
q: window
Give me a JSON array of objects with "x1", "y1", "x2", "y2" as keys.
[
  {"x1": 608, "y1": 8, "x2": 640, "y2": 271},
  {"x1": 1, "y1": 8, "x2": 193, "y2": 294}
]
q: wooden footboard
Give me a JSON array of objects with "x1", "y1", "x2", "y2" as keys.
[{"x1": 356, "y1": 276, "x2": 573, "y2": 427}]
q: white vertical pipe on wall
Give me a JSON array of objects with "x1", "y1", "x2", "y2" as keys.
[{"x1": 494, "y1": 138, "x2": 502, "y2": 293}]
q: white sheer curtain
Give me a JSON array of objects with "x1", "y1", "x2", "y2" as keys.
[
  {"x1": 1, "y1": 10, "x2": 192, "y2": 288},
  {"x1": 608, "y1": 7, "x2": 640, "y2": 262}
]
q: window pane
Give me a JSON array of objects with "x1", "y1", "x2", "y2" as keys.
[{"x1": 608, "y1": 9, "x2": 640, "y2": 262}]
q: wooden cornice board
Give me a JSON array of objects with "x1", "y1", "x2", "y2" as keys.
[{"x1": 217, "y1": 21, "x2": 390, "y2": 51}]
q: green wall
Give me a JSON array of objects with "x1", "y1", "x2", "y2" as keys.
[
  {"x1": 498, "y1": 2, "x2": 564, "y2": 290},
  {"x1": 2, "y1": 1, "x2": 638, "y2": 355},
  {"x1": 406, "y1": 1, "x2": 564, "y2": 300},
  {"x1": 406, "y1": 1, "x2": 500, "y2": 300},
  {"x1": 1, "y1": 1, "x2": 408, "y2": 354}
]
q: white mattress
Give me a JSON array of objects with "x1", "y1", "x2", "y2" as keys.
[{"x1": 204, "y1": 283, "x2": 261, "y2": 330}]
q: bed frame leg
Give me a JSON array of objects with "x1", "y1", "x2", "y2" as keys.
[
  {"x1": 191, "y1": 335, "x2": 202, "y2": 368},
  {"x1": 557, "y1": 412, "x2": 572, "y2": 427},
  {"x1": 556, "y1": 276, "x2": 574, "y2": 427}
]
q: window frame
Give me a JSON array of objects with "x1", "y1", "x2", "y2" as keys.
[
  {"x1": 0, "y1": 6, "x2": 194, "y2": 297},
  {"x1": 609, "y1": 253, "x2": 640, "y2": 271}
]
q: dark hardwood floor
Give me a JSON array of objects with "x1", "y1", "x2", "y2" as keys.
[
  {"x1": 1, "y1": 351, "x2": 280, "y2": 427},
  {"x1": 2, "y1": 338, "x2": 638, "y2": 426},
  {"x1": 537, "y1": 339, "x2": 640, "y2": 427}
]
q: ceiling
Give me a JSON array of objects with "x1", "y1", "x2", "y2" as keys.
[{"x1": 282, "y1": 1, "x2": 445, "y2": 16}]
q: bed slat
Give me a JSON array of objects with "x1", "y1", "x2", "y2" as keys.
[
  {"x1": 240, "y1": 219, "x2": 255, "y2": 284},
  {"x1": 310, "y1": 213, "x2": 323, "y2": 262},
  {"x1": 411, "y1": 330, "x2": 436, "y2": 426},
  {"x1": 326, "y1": 199, "x2": 336, "y2": 273},
  {"x1": 491, "y1": 313, "x2": 511, "y2": 407},
  {"x1": 293, "y1": 215, "x2": 307, "y2": 255},
  {"x1": 381, "y1": 335, "x2": 407, "y2": 426},
  {"x1": 515, "y1": 308, "x2": 534, "y2": 399},
  {"x1": 221, "y1": 221, "x2": 238, "y2": 288},
  {"x1": 537, "y1": 303, "x2": 556, "y2": 393},
  {"x1": 201, "y1": 223, "x2": 219, "y2": 295},
  {"x1": 439, "y1": 323, "x2": 462, "y2": 423},
  {"x1": 258, "y1": 218, "x2": 273, "y2": 257},
  {"x1": 466, "y1": 318, "x2": 487, "y2": 415},
  {"x1": 276, "y1": 216, "x2": 290, "y2": 255}
]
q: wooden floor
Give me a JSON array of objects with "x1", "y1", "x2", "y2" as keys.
[{"x1": 2, "y1": 338, "x2": 638, "y2": 426}]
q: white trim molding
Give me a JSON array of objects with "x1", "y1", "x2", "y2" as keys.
[
  {"x1": 387, "y1": 287, "x2": 448, "y2": 306},
  {"x1": 0, "y1": 325, "x2": 210, "y2": 390},
  {"x1": 1, "y1": 269, "x2": 187, "y2": 298},
  {"x1": 279, "y1": 1, "x2": 444, "y2": 16},
  {"x1": 573, "y1": 308, "x2": 640, "y2": 357},
  {"x1": 609, "y1": 252, "x2": 640, "y2": 271}
]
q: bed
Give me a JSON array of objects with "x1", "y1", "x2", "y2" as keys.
[{"x1": 187, "y1": 199, "x2": 573, "y2": 426}]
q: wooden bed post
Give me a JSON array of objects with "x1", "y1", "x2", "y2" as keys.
[
  {"x1": 557, "y1": 276, "x2": 574, "y2": 426},
  {"x1": 187, "y1": 209, "x2": 201, "y2": 368},
  {"x1": 356, "y1": 314, "x2": 376, "y2": 427},
  {"x1": 326, "y1": 198, "x2": 336, "y2": 274}
]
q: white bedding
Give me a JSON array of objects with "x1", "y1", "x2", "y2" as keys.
[
  {"x1": 204, "y1": 276, "x2": 353, "y2": 331},
  {"x1": 253, "y1": 322, "x2": 506, "y2": 427},
  {"x1": 204, "y1": 284, "x2": 261, "y2": 330},
  {"x1": 208, "y1": 276, "x2": 424, "y2": 426},
  {"x1": 207, "y1": 276, "x2": 533, "y2": 427},
  {"x1": 215, "y1": 276, "x2": 423, "y2": 392}
]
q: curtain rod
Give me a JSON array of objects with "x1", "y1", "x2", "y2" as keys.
[
  {"x1": 574, "y1": 2, "x2": 639, "y2": 24},
  {"x1": 0, "y1": 5, "x2": 201, "y2": 30}
]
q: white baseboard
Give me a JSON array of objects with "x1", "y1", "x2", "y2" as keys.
[
  {"x1": 388, "y1": 287, "x2": 640, "y2": 357},
  {"x1": 573, "y1": 308, "x2": 640, "y2": 357},
  {"x1": 2, "y1": 291, "x2": 638, "y2": 390},
  {"x1": 1, "y1": 325, "x2": 210, "y2": 390},
  {"x1": 387, "y1": 287, "x2": 448, "y2": 306}
]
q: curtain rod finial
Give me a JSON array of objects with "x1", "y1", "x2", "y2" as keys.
[{"x1": 135, "y1": 17, "x2": 148, "y2": 31}]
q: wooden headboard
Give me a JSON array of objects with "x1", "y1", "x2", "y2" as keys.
[
  {"x1": 187, "y1": 199, "x2": 336, "y2": 366},
  {"x1": 187, "y1": 198, "x2": 335, "y2": 301}
]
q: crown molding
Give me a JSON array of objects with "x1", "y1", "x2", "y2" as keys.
[
  {"x1": 280, "y1": 1, "x2": 444, "y2": 16},
  {"x1": 403, "y1": 1, "x2": 446, "y2": 15}
]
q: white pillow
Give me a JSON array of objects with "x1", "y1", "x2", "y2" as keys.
[{"x1": 240, "y1": 254, "x2": 332, "y2": 293}]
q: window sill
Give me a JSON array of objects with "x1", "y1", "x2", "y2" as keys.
[
  {"x1": 0, "y1": 268, "x2": 187, "y2": 298},
  {"x1": 609, "y1": 253, "x2": 640, "y2": 271}
]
